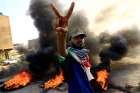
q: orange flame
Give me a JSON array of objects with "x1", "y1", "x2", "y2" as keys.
[
  {"x1": 3, "y1": 70, "x2": 32, "y2": 90},
  {"x1": 96, "y1": 69, "x2": 109, "y2": 90},
  {"x1": 43, "y1": 70, "x2": 64, "y2": 90}
]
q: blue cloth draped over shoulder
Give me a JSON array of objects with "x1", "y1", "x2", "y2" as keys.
[{"x1": 64, "y1": 47, "x2": 95, "y2": 93}]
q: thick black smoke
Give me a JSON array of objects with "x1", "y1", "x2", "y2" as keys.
[
  {"x1": 98, "y1": 32, "x2": 111, "y2": 44},
  {"x1": 94, "y1": 27, "x2": 140, "y2": 72},
  {"x1": 26, "y1": 50, "x2": 61, "y2": 80},
  {"x1": 98, "y1": 35, "x2": 128, "y2": 71},
  {"x1": 27, "y1": 0, "x2": 62, "y2": 79},
  {"x1": 118, "y1": 27, "x2": 140, "y2": 47},
  {"x1": 28, "y1": 0, "x2": 134, "y2": 81},
  {"x1": 29, "y1": 0, "x2": 61, "y2": 52}
]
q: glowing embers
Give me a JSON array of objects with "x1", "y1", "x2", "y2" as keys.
[
  {"x1": 96, "y1": 69, "x2": 109, "y2": 90},
  {"x1": 42, "y1": 69, "x2": 64, "y2": 90},
  {"x1": 3, "y1": 70, "x2": 32, "y2": 90}
]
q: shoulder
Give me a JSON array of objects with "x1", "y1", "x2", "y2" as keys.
[{"x1": 57, "y1": 55, "x2": 65, "y2": 63}]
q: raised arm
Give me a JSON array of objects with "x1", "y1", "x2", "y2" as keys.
[
  {"x1": 56, "y1": 27, "x2": 68, "y2": 57},
  {"x1": 50, "y1": 2, "x2": 75, "y2": 57}
]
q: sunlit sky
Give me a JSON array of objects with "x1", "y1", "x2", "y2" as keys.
[
  {"x1": 1, "y1": 0, "x2": 140, "y2": 45},
  {"x1": 0, "y1": 0, "x2": 38, "y2": 45}
]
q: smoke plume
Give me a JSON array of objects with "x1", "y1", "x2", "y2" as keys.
[
  {"x1": 27, "y1": 0, "x2": 62, "y2": 79},
  {"x1": 29, "y1": 0, "x2": 61, "y2": 52},
  {"x1": 98, "y1": 35, "x2": 128, "y2": 71},
  {"x1": 118, "y1": 27, "x2": 140, "y2": 47},
  {"x1": 28, "y1": 0, "x2": 140, "y2": 80}
]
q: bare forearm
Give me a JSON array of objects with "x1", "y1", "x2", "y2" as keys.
[{"x1": 56, "y1": 31, "x2": 67, "y2": 57}]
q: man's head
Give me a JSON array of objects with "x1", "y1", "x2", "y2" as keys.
[{"x1": 70, "y1": 32, "x2": 86, "y2": 48}]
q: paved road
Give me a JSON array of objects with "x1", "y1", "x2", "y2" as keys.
[
  {"x1": 0, "y1": 82, "x2": 67, "y2": 93},
  {"x1": 108, "y1": 56, "x2": 140, "y2": 93},
  {"x1": 1, "y1": 60, "x2": 140, "y2": 93},
  {"x1": 1, "y1": 54, "x2": 140, "y2": 93}
]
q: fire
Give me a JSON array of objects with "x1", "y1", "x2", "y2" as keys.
[
  {"x1": 96, "y1": 69, "x2": 109, "y2": 90},
  {"x1": 43, "y1": 69, "x2": 64, "y2": 90},
  {"x1": 3, "y1": 70, "x2": 32, "y2": 90}
]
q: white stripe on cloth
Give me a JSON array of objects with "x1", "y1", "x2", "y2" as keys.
[{"x1": 68, "y1": 49, "x2": 94, "y2": 81}]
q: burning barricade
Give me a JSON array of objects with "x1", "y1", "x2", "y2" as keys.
[
  {"x1": 0, "y1": 1, "x2": 74, "y2": 91},
  {"x1": 0, "y1": 51, "x2": 65, "y2": 91},
  {"x1": 2, "y1": 70, "x2": 32, "y2": 90}
]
